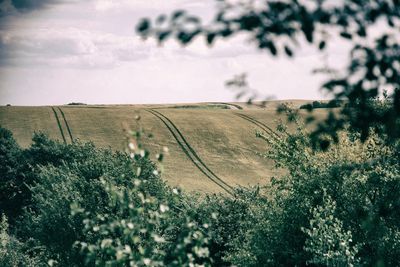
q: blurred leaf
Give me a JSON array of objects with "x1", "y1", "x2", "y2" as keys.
[
  {"x1": 318, "y1": 41, "x2": 326, "y2": 50},
  {"x1": 156, "y1": 15, "x2": 167, "y2": 24},
  {"x1": 136, "y1": 19, "x2": 151, "y2": 34},
  {"x1": 357, "y1": 26, "x2": 366, "y2": 37},
  {"x1": 186, "y1": 16, "x2": 200, "y2": 24},
  {"x1": 387, "y1": 18, "x2": 394, "y2": 27},
  {"x1": 206, "y1": 33, "x2": 216, "y2": 45},
  {"x1": 340, "y1": 32, "x2": 352, "y2": 39},
  {"x1": 267, "y1": 42, "x2": 277, "y2": 56},
  {"x1": 220, "y1": 28, "x2": 233, "y2": 37},
  {"x1": 172, "y1": 10, "x2": 185, "y2": 20},
  {"x1": 240, "y1": 14, "x2": 261, "y2": 30},
  {"x1": 284, "y1": 46, "x2": 293, "y2": 57},
  {"x1": 158, "y1": 31, "x2": 171, "y2": 42}
]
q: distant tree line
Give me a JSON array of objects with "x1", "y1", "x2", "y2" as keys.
[
  {"x1": 67, "y1": 103, "x2": 87, "y2": 106},
  {"x1": 299, "y1": 100, "x2": 344, "y2": 110}
]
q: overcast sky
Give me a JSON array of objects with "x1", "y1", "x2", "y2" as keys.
[{"x1": 0, "y1": 0, "x2": 348, "y2": 106}]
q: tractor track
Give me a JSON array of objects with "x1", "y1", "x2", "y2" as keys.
[
  {"x1": 235, "y1": 113, "x2": 280, "y2": 139},
  {"x1": 51, "y1": 107, "x2": 67, "y2": 144},
  {"x1": 146, "y1": 109, "x2": 234, "y2": 195},
  {"x1": 212, "y1": 102, "x2": 243, "y2": 110},
  {"x1": 57, "y1": 107, "x2": 74, "y2": 143}
]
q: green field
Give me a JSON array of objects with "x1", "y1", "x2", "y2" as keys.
[{"x1": 0, "y1": 101, "x2": 328, "y2": 194}]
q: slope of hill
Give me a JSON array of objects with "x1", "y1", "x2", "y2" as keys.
[{"x1": 0, "y1": 101, "x2": 328, "y2": 194}]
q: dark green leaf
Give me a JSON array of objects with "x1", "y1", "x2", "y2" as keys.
[
  {"x1": 340, "y1": 32, "x2": 352, "y2": 39},
  {"x1": 284, "y1": 46, "x2": 293, "y2": 57},
  {"x1": 318, "y1": 41, "x2": 326, "y2": 50},
  {"x1": 158, "y1": 31, "x2": 171, "y2": 42},
  {"x1": 136, "y1": 19, "x2": 151, "y2": 34},
  {"x1": 172, "y1": 10, "x2": 185, "y2": 20},
  {"x1": 206, "y1": 33, "x2": 216, "y2": 45},
  {"x1": 267, "y1": 42, "x2": 277, "y2": 56},
  {"x1": 387, "y1": 18, "x2": 394, "y2": 27},
  {"x1": 220, "y1": 28, "x2": 233, "y2": 37},
  {"x1": 357, "y1": 26, "x2": 366, "y2": 37}
]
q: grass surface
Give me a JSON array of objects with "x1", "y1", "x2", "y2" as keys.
[
  {"x1": 147, "y1": 109, "x2": 235, "y2": 195},
  {"x1": 0, "y1": 101, "x2": 329, "y2": 193}
]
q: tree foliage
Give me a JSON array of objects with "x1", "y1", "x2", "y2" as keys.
[
  {"x1": 0, "y1": 128, "x2": 214, "y2": 266},
  {"x1": 249, "y1": 111, "x2": 400, "y2": 266},
  {"x1": 136, "y1": 0, "x2": 400, "y2": 147}
]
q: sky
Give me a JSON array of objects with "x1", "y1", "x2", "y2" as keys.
[{"x1": 0, "y1": 0, "x2": 349, "y2": 106}]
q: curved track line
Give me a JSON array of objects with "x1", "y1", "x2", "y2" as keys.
[
  {"x1": 149, "y1": 110, "x2": 225, "y2": 182},
  {"x1": 58, "y1": 107, "x2": 74, "y2": 143},
  {"x1": 235, "y1": 113, "x2": 280, "y2": 139},
  {"x1": 146, "y1": 109, "x2": 234, "y2": 195},
  {"x1": 212, "y1": 102, "x2": 243, "y2": 110},
  {"x1": 51, "y1": 107, "x2": 66, "y2": 144}
]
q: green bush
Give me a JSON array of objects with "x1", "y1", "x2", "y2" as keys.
[
  {"x1": 0, "y1": 127, "x2": 215, "y2": 266},
  {"x1": 19, "y1": 141, "x2": 165, "y2": 265},
  {"x1": 183, "y1": 187, "x2": 266, "y2": 266},
  {"x1": 186, "y1": 110, "x2": 399, "y2": 266},
  {"x1": 0, "y1": 127, "x2": 25, "y2": 222},
  {"x1": 0, "y1": 214, "x2": 45, "y2": 267},
  {"x1": 237, "y1": 114, "x2": 400, "y2": 266},
  {"x1": 73, "y1": 179, "x2": 212, "y2": 266},
  {"x1": 302, "y1": 192, "x2": 359, "y2": 266}
]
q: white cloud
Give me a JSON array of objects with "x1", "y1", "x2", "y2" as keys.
[
  {"x1": 0, "y1": 0, "x2": 256, "y2": 69},
  {"x1": 94, "y1": 0, "x2": 210, "y2": 12},
  {"x1": 0, "y1": 28, "x2": 158, "y2": 68},
  {"x1": 94, "y1": 0, "x2": 122, "y2": 11},
  {"x1": 0, "y1": 23, "x2": 261, "y2": 69}
]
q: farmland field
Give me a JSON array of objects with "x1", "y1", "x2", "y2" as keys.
[{"x1": 0, "y1": 101, "x2": 328, "y2": 194}]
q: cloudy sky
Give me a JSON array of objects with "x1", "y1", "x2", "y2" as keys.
[{"x1": 0, "y1": 0, "x2": 347, "y2": 105}]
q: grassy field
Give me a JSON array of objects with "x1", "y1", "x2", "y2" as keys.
[{"x1": 0, "y1": 101, "x2": 329, "y2": 194}]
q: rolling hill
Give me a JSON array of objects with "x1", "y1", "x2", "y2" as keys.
[{"x1": 0, "y1": 101, "x2": 329, "y2": 194}]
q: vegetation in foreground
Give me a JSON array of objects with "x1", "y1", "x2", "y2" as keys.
[{"x1": 1, "y1": 103, "x2": 400, "y2": 266}]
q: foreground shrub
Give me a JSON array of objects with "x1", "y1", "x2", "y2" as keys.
[
  {"x1": 183, "y1": 187, "x2": 266, "y2": 266},
  {"x1": 0, "y1": 127, "x2": 215, "y2": 266},
  {"x1": 302, "y1": 192, "x2": 359, "y2": 266},
  {"x1": 0, "y1": 214, "x2": 45, "y2": 267},
  {"x1": 0, "y1": 127, "x2": 25, "y2": 222},
  {"x1": 73, "y1": 179, "x2": 212, "y2": 266},
  {"x1": 225, "y1": 114, "x2": 400, "y2": 266}
]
